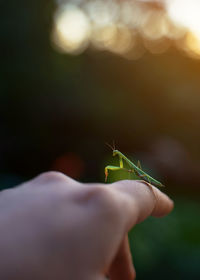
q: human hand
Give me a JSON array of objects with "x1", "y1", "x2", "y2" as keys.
[{"x1": 0, "y1": 172, "x2": 173, "y2": 280}]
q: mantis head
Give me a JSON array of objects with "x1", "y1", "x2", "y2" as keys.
[{"x1": 112, "y1": 150, "x2": 119, "y2": 157}]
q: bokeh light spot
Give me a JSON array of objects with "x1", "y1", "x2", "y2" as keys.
[
  {"x1": 52, "y1": 0, "x2": 200, "y2": 60},
  {"x1": 52, "y1": 4, "x2": 91, "y2": 54}
]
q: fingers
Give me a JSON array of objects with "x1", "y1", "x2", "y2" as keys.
[
  {"x1": 108, "y1": 180, "x2": 174, "y2": 229},
  {"x1": 148, "y1": 185, "x2": 174, "y2": 218},
  {"x1": 108, "y1": 235, "x2": 136, "y2": 280}
]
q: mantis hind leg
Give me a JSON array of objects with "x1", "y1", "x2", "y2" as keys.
[
  {"x1": 137, "y1": 173, "x2": 152, "y2": 184},
  {"x1": 137, "y1": 160, "x2": 142, "y2": 169}
]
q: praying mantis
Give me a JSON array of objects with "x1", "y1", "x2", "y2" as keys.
[{"x1": 105, "y1": 145, "x2": 164, "y2": 188}]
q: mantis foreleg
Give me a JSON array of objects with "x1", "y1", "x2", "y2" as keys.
[
  {"x1": 119, "y1": 157, "x2": 123, "y2": 168},
  {"x1": 105, "y1": 165, "x2": 135, "y2": 182}
]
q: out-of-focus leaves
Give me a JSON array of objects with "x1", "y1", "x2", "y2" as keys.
[{"x1": 129, "y1": 199, "x2": 200, "y2": 279}]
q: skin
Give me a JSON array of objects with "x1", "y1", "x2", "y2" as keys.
[{"x1": 0, "y1": 172, "x2": 173, "y2": 280}]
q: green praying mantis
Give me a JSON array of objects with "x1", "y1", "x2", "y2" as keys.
[{"x1": 105, "y1": 144, "x2": 164, "y2": 188}]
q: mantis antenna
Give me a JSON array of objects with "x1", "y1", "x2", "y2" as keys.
[{"x1": 105, "y1": 140, "x2": 116, "y2": 151}]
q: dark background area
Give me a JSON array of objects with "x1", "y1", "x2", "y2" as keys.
[{"x1": 1, "y1": 0, "x2": 200, "y2": 279}]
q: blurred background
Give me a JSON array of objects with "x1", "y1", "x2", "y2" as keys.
[{"x1": 1, "y1": 0, "x2": 200, "y2": 278}]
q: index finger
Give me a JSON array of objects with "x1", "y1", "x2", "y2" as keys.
[{"x1": 108, "y1": 180, "x2": 174, "y2": 230}]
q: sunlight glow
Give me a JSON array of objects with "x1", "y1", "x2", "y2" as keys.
[
  {"x1": 184, "y1": 33, "x2": 200, "y2": 59},
  {"x1": 166, "y1": 0, "x2": 200, "y2": 58},
  {"x1": 167, "y1": 0, "x2": 200, "y2": 38}
]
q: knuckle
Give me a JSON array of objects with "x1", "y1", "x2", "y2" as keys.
[
  {"x1": 92, "y1": 185, "x2": 113, "y2": 202},
  {"x1": 36, "y1": 171, "x2": 68, "y2": 183},
  {"x1": 91, "y1": 185, "x2": 121, "y2": 216}
]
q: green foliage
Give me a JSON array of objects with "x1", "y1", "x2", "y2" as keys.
[{"x1": 129, "y1": 198, "x2": 200, "y2": 279}]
